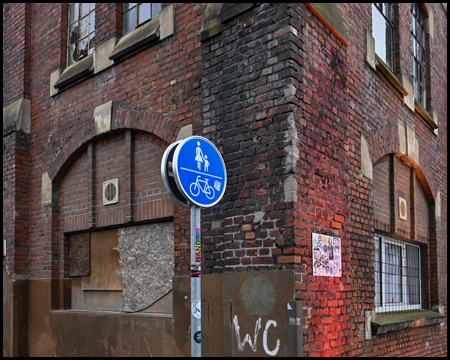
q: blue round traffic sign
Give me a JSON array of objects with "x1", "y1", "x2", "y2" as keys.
[{"x1": 173, "y1": 136, "x2": 227, "y2": 207}]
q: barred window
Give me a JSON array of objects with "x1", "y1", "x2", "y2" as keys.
[
  {"x1": 375, "y1": 235, "x2": 422, "y2": 313},
  {"x1": 123, "y1": 3, "x2": 161, "y2": 36},
  {"x1": 67, "y1": 3, "x2": 96, "y2": 67},
  {"x1": 411, "y1": 3, "x2": 426, "y2": 107},
  {"x1": 372, "y1": 3, "x2": 393, "y2": 69}
]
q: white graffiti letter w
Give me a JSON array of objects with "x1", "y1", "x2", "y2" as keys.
[{"x1": 233, "y1": 315, "x2": 261, "y2": 352}]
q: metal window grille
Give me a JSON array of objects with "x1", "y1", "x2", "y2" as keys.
[
  {"x1": 123, "y1": 3, "x2": 162, "y2": 36},
  {"x1": 411, "y1": 3, "x2": 426, "y2": 107},
  {"x1": 67, "y1": 3, "x2": 96, "y2": 67},
  {"x1": 375, "y1": 235, "x2": 422, "y2": 313},
  {"x1": 372, "y1": 3, "x2": 393, "y2": 69}
]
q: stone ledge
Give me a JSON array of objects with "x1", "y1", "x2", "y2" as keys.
[
  {"x1": 372, "y1": 310, "x2": 446, "y2": 336},
  {"x1": 3, "y1": 97, "x2": 31, "y2": 136},
  {"x1": 305, "y1": 3, "x2": 349, "y2": 46},
  {"x1": 54, "y1": 54, "x2": 94, "y2": 89},
  {"x1": 109, "y1": 17, "x2": 160, "y2": 61},
  {"x1": 201, "y1": 3, "x2": 254, "y2": 42}
]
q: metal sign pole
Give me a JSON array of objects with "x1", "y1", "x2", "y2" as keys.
[{"x1": 190, "y1": 205, "x2": 201, "y2": 357}]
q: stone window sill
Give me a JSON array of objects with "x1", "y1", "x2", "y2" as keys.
[
  {"x1": 371, "y1": 310, "x2": 445, "y2": 336},
  {"x1": 50, "y1": 5, "x2": 174, "y2": 96},
  {"x1": 53, "y1": 54, "x2": 94, "y2": 90},
  {"x1": 364, "y1": 32, "x2": 439, "y2": 135},
  {"x1": 109, "y1": 16, "x2": 160, "y2": 61},
  {"x1": 414, "y1": 99, "x2": 438, "y2": 130},
  {"x1": 375, "y1": 55, "x2": 408, "y2": 97}
]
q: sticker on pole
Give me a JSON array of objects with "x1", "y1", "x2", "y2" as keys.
[{"x1": 173, "y1": 136, "x2": 227, "y2": 208}]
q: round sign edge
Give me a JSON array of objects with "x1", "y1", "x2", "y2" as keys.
[
  {"x1": 161, "y1": 140, "x2": 189, "y2": 207},
  {"x1": 173, "y1": 136, "x2": 227, "y2": 208}
]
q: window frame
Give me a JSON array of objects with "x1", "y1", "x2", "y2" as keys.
[
  {"x1": 375, "y1": 235, "x2": 422, "y2": 313},
  {"x1": 411, "y1": 3, "x2": 427, "y2": 108},
  {"x1": 67, "y1": 3, "x2": 96, "y2": 67},
  {"x1": 123, "y1": 3, "x2": 162, "y2": 37},
  {"x1": 372, "y1": 3, "x2": 394, "y2": 70}
]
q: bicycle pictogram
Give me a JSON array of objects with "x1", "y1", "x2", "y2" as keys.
[{"x1": 190, "y1": 176, "x2": 215, "y2": 199}]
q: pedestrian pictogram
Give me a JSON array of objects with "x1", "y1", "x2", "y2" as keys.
[{"x1": 173, "y1": 136, "x2": 227, "y2": 208}]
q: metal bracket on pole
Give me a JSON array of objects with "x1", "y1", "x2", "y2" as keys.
[{"x1": 191, "y1": 205, "x2": 201, "y2": 357}]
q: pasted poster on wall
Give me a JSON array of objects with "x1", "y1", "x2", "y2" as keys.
[{"x1": 312, "y1": 233, "x2": 341, "y2": 277}]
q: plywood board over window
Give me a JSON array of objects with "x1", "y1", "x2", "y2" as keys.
[
  {"x1": 69, "y1": 232, "x2": 90, "y2": 276},
  {"x1": 81, "y1": 228, "x2": 122, "y2": 290}
]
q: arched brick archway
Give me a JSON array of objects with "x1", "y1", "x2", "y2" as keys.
[
  {"x1": 49, "y1": 109, "x2": 180, "y2": 183},
  {"x1": 367, "y1": 124, "x2": 436, "y2": 204}
]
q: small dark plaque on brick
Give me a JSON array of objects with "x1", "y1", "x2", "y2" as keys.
[{"x1": 69, "y1": 232, "x2": 90, "y2": 276}]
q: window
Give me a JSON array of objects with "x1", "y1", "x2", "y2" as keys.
[
  {"x1": 123, "y1": 3, "x2": 161, "y2": 36},
  {"x1": 372, "y1": 3, "x2": 393, "y2": 69},
  {"x1": 411, "y1": 3, "x2": 426, "y2": 107},
  {"x1": 375, "y1": 235, "x2": 422, "y2": 313},
  {"x1": 67, "y1": 3, "x2": 96, "y2": 67}
]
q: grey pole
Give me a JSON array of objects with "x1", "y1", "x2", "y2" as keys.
[{"x1": 190, "y1": 205, "x2": 201, "y2": 357}]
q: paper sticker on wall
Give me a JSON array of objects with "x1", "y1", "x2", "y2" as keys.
[{"x1": 312, "y1": 233, "x2": 341, "y2": 277}]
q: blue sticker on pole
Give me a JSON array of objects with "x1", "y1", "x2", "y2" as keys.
[{"x1": 173, "y1": 136, "x2": 227, "y2": 208}]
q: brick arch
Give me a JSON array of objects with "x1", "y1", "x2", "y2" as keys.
[
  {"x1": 367, "y1": 124, "x2": 436, "y2": 204},
  {"x1": 49, "y1": 108, "x2": 180, "y2": 183}
]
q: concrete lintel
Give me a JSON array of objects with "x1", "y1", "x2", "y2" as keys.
[
  {"x1": 398, "y1": 120, "x2": 406, "y2": 155},
  {"x1": 365, "y1": 29, "x2": 376, "y2": 70},
  {"x1": 94, "y1": 101, "x2": 113, "y2": 135},
  {"x1": 94, "y1": 37, "x2": 117, "y2": 74},
  {"x1": 50, "y1": 69, "x2": 62, "y2": 97},
  {"x1": 175, "y1": 124, "x2": 192, "y2": 141},
  {"x1": 425, "y1": 12, "x2": 434, "y2": 39},
  {"x1": 396, "y1": 73, "x2": 415, "y2": 111},
  {"x1": 200, "y1": 3, "x2": 223, "y2": 41},
  {"x1": 429, "y1": 109, "x2": 438, "y2": 136},
  {"x1": 3, "y1": 98, "x2": 31, "y2": 136},
  {"x1": 405, "y1": 121, "x2": 415, "y2": 156},
  {"x1": 365, "y1": 310, "x2": 373, "y2": 340},
  {"x1": 360, "y1": 134, "x2": 373, "y2": 180},
  {"x1": 159, "y1": 4, "x2": 174, "y2": 40},
  {"x1": 435, "y1": 190, "x2": 441, "y2": 218},
  {"x1": 42, "y1": 171, "x2": 52, "y2": 205}
]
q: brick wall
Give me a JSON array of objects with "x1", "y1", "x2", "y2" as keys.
[
  {"x1": 373, "y1": 156, "x2": 390, "y2": 232},
  {"x1": 201, "y1": 3, "x2": 301, "y2": 274},
  {"x1": 134, "y1": 132, "x2": 173, "y2": 222},
  {"x1": 61, "y1": 150, "x2": 88, "y2": 232},
  {"x1": 339, "y1": 2, "x2": 447, "y2": 357},
  {"x1": 2, "y1": 3, "x2": 32, "y2": 106}
]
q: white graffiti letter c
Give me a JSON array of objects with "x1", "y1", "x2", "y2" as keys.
[{"x1": 263, "y1": 320, "x2": 280, "y2": 356}]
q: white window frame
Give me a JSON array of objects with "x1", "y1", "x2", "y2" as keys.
[{"x1": 375, "y1": 235, "x2": 422, "y2": 313}]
